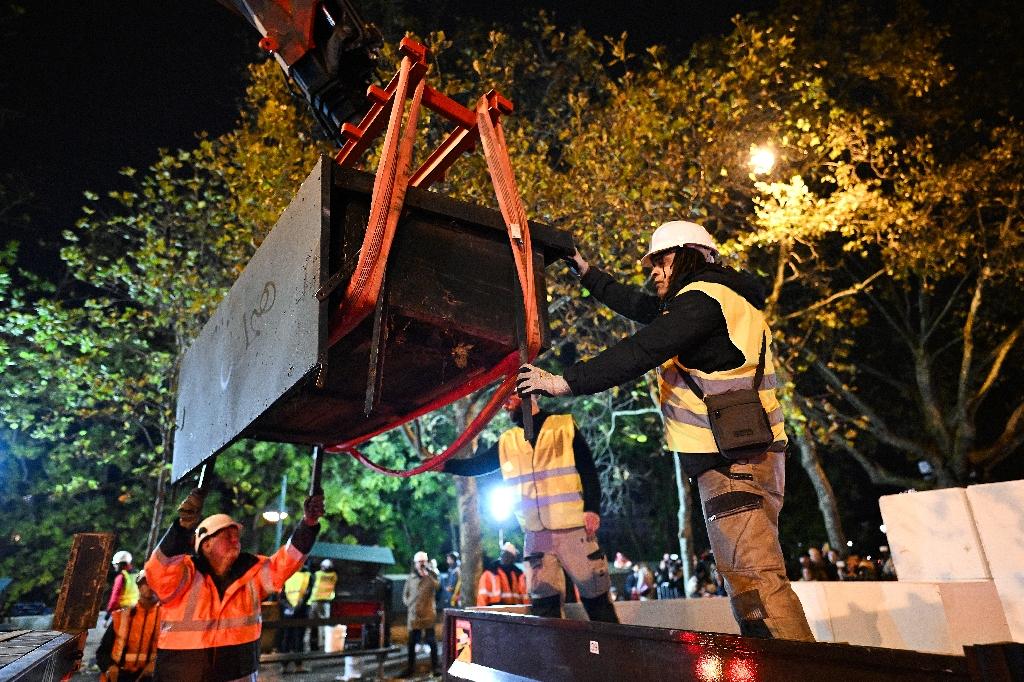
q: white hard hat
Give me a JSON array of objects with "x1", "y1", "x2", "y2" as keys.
[
  {"x1": 501, "y1": 542, "x2": 518, "y2": 557},
  {"x1": 639, "y1": 221, "x2": 719, "y2": 267},
  {"x1": 413, "y1": 551, "x2": 429, "y2": 563},
  {"x1": 112, "y1": 550, "x2": 132, "y2": 566},
  {"x1": 320, "y1": 559, "x2": 334, "y2": 570},
  {"x1": 194, "y1": 513, "x2": 243, "y2": 552}
]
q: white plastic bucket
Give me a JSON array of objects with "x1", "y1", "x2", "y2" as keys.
[{"x1": 324, "y1": 624, "x2": 347, "y2": 653}]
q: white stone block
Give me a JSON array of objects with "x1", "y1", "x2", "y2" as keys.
[
  {"x1": 966, "y1": 479, "x2": 1024, "y2": 642},
  {"x1": 966, "y1": 480, "x2": 1024, "y2": 580},
  {"x1": 938, "y1": 580, "x2": 1013, "y2": 646},
  {"x1": 789, "y1": 581, "x2": 832, "y2": 643},
  {"x1": 791, "y1": 581, "x2": 1010, "y2": 654},
  {"x1": 879, "y1": 488, "x2": 990, "y2": 581}
]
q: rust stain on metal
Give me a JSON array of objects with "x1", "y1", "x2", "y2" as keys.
[
  {"x1": 52, "y1": 533, "x2": 115, "y2": 633},
  {"x1": 452, "y1": 342, "x2": 473, "y2": 369}
]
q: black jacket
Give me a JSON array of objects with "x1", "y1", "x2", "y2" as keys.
[{"x1": 564, "y1": 264, "x2": 771, "y2": 478}]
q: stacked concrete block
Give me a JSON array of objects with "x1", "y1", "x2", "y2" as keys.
[
  {"x1": 878, "y1": 488, "x2": 990, "y2": 582},
  {"x1": 965, "y1": 479, "x2": 1024, "y2": 642}
]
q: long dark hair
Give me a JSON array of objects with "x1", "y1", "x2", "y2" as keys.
[{"x1": 663, "y1": 246, "x2": 712, "y2": 299}]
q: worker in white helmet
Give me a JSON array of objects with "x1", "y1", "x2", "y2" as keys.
[
  {"x1": 143, "y1": 487, "x2": 325, "y2": 680},
  {"x1": 106, "y1": 550, "x2": 139, "y2": 623},
  {"x1": 309, "y1": 558, "x2": 338, "y2": 652},
  {"x1": 517, "y1": 221, "x2": 814, "y2": 642}
]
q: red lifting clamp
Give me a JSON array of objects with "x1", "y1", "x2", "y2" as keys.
[{"x1": 324, "y1": 38, "x2": 542, "y2": 477}]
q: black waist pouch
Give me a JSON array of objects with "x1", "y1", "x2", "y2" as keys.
[{"x1": 682, "y1": 334, "x2": 775, "y2": 460}]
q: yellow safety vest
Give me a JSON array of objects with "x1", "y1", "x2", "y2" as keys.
[
  {"x1": 283, "y1": 570, "x2": 311, "y2": 608},
  {"x1": 310, "y1": 570, "x2": 337, "y2": 602},
  {"x1": 657, "y1": 281, "x2": 787, "y2": 454},
  {"x1": 498, "y1": 414, "x2": 584, "y2": 532},
  {"x1": 119, "y1": 570, "x2": 140, "y2": 609}
]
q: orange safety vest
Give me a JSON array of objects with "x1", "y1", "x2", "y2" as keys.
[
  {"x1": 498, "y1": 414, "x2": 584, "y2": 532},
  {"x1": 107, "y1": 604, "x2": 161, "y2": 676},
  {"x1": 476, "y1": 566, "x2": 528, "y2": 606},
  {"x1": 145, "y1": 542, "x2": 305, "y2": 650},
  {"x1": 657, "y1": 281, "x2": 787, "y2": 454}
]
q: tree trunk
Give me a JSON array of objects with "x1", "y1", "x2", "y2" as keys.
[
  {"x1": 793, "y1": 429, "x2": 847, "y2": 551},
  {"x1": 452, "y1": 398, "x2": 483, "y2": 607},
  {"x1": 456, "y1": 476, "x2": 483, "y2": 608},
  {"x1": 672, "y1": 453, "x2": 694, "y2": 592}
]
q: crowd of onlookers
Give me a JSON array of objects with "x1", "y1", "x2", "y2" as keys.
[
  {"x1": 608, "y1": 542, "x2": 897, "y2": 601},
  {"x1": 611, "y1": 550, "x2": 726, "y2": 601},
  {"x1": 794, "y1": 544, "x2": 897, "y2": 582}
]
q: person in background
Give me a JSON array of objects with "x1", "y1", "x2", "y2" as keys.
[
  {"x1": 808, "y1": 546, "x2": 837, "y2": 581},
  {"x1": 477, "y1": 543, "x2": 529, "y2": 607},
  {"x1": 310, "y1": 559, "x2": 338, "y2": 651},
  {"x1": 96, "y1": 570, "x2": 160, "y2": 682},
  {"x1": 279, "y1": 560, "x2": 312, "y2": 674},
  {"x1": 106, "y1": 550, "x2": 139, "y2": 623},
  {"x1": 439, "y1": 551, "x2": 462, "y2": 609},
  {"x1": 401, "y1": 551, "x2": 440, "y2": 678}
]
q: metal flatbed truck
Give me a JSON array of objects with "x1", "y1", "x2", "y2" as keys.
[{"x1": 441, "y1": 608, "x2": 1023, "y2": 681}]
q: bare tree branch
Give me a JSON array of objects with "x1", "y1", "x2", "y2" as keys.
[{"x1": 780, "y1": 268, "x2": 884, "y2": 321}]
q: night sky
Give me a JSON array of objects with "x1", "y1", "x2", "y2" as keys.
[{"x1": 1, "y1": 0, "x2": 774, "y2": 277}]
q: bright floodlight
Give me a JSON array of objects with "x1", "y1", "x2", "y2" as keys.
[
  {"x1": 488, "y1": 486, "x2": 516, "y2": 522},
  {"x1": 879, "y1": 524, "x2": 887, "y2": 534},
  {"x1": 262, "y1": 510, "x2": 289, "y2": 523},
  {"x1": 749, "y1": 144, "x2": 776, "y2": 175}
]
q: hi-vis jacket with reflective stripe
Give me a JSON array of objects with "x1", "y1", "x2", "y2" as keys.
[
  {"x1": 476, "y1": 565, "x2": 528, "y2": 606},
  {"x1": 498, "y1": 414, "x2": 584, "y2": 532},
  {"x1": 310, "y1": 569, "x2": 337, "y2": 602},
  {"x1": 147, "y1": 542, "x2": 305, "y2": 651},
  {"x1": 109, "y1": 604, "x2": 160, "y2": 676},
  {"x1": 658, "y1": 281, "x2": 787, "y2": 454}
]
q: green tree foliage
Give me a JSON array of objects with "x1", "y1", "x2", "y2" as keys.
[{"x1": 3, "y1": 1, "x2": 1021, "y2": 606}]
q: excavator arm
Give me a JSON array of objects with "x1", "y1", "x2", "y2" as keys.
[{"x1": 217, "y1": 0, "x2": 382, "y2": 145}]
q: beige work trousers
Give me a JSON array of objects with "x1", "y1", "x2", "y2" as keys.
[
  {"x1": 523, "y1": 526, "x2": 612, "y2": 600},
  {"x1": 696, "y1": 451, "x2": 814, "y2": 641}
]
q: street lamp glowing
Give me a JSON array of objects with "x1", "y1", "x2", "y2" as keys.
[
  {"x1": 488, "y1": 486, "x2": 516, "y2": 522},
  {"x1": 749, "y1": 144, "x2": 776, "y2": 175},
  {"x1": 262, "y1": 510, "x2": 289, "y2": 523}
]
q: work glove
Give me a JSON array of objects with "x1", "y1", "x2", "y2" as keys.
[
  {"x1": 303, "y1": 493, "x2": 325, "y2": 526},
  {"x1": 177, "y1": 488, "x2": 206, "y2": 531},
  {"x1": 517, "y1": 364, "x2": 571, "y2": 397}
]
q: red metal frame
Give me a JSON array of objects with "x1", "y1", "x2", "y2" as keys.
[{"x1": 321, "y1": 37, "x2": 540, "y2": 476}]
